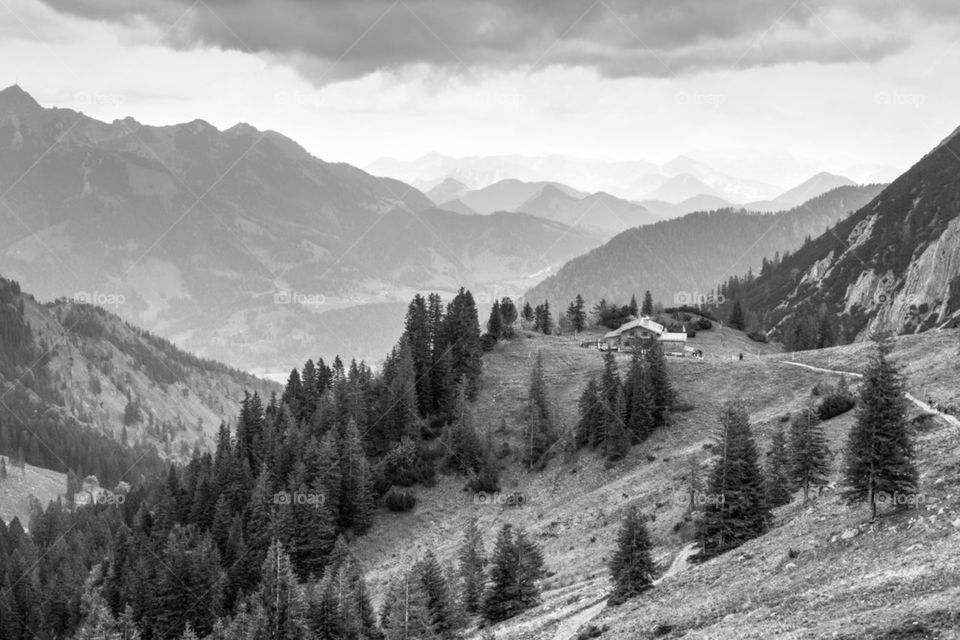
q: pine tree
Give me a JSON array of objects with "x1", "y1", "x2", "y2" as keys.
[
  {"x1": 598, "y1": 351, "x2": 624, "y2": 456},
  {"x1": 575, "y1": 377, "x2": 603, "y2": 449},
  {"x1": 765, "y1": 425, "x2": 793, "y2": 508},
  {"x1": 608, "y1": 506, "x2": 655, "y2": 604},
  {"x1": 787, "y1": 406, "x2": 831, "y2": 502},
  {"x1": 482, "y1": 525, "x2": 518, "y2": 622},
  {"x1": 524, "y1": 350, "x2": 556, "y2": 470},
  {"x1": 728, "y1": 299, "x2": 746, "y2": 331},
  {"x1": 379, "y1": 575, "x2": 432, "y2": 640},
  {"x1": 623, "y1": 349, "x2": 655, "y2": 443},
  {"x1": 403, "y1": 294, "x2": 433, "y2": 415},
  {"x1": 628, "y1": 294, "x2": 639, "y2": 317},
  {"x1": 413, "y1": 551, "x2": 460, "y2": 639},
  {"x1": 457, "y1": 516, "x2": 486, "y2": 614},
  {"x1": 641, "y1": 290, "x2": 654, "y2": 316},
  {"x1": 696, "y1": 400, "x2": 770, "y2": 560},
  {"x1": 566, "y1": 294, "x2": 587, "y2": 332},
  {"x1": 445, "y1": 383, "x2": 484, "y2": 475},
  {"x1": 540, "y1": 301, "x2": 553, "y2": 335},
  {"x1": 339, "y1": 420, "x2": 375, "y2": 533},
  {"x1": 443, "y1": 288, "x2": 484, "y2": 399},
  {"x1": 512, "y1": 528, "x2": 546, "y2": 610},
  {"x1": 486, "y1": 300, "x2": 503, "y2": 339},
  {"x1": 644, "y1": 341, "x2": 676, "y2": 427},
  {"x1": 499, "y1": 297, "x2": 518, "y2": 328},
  {"x1": 256, "y1": 540, "x2": 313, "y2": 640},
  {"x1": 521, "y1": 301, "x2": 534, "y2": 323},
  {"x1": 844, "y1": 338, "x2": 918, "y2": 518}
]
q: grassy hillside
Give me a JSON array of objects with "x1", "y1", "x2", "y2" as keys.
[
  {"x1": 0, "y1": 455, "x2": 65, "y2": 525},
  {"x1": 347, "y1": 328, "x2": 960, "y2": 639}
]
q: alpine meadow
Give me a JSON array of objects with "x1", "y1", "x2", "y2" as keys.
[{"x1": 2, "y1": 2, "x2": 960, "y2": 639}]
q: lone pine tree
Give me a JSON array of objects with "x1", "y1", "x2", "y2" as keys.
[
  {"x1": 844, "y1": 338, "x2": 919, "y2": 519},
  {"x1": 608, "y1": 506, "x2": 656, "y2": 604},
  {"x1": 696, "y1": 400, "x2": 770, "y2": 561},
  {"x1": 482, "y1": 525, "x2": 545, "y2": 623}
]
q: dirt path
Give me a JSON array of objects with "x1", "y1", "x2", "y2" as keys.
[
  {"x1": 551, "y1": 542, "x2": 700, "y2": 640},
  {"x1": 780, "y1": 360, "x2": 960, "y2": 429},
  {"x1": 552, "y1": 598, "x2": 608, "y2": 640},
  {"x1": 654, "y1": 542, "x2": 699, "y2": 585}
]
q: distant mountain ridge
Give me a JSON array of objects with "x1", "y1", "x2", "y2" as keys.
[
  {"x1": 525, "y1": 184, "x2": 886, "y2": 310},
  {"x1": 0, "y1": 85, "x2": 601, "y2": 372}
]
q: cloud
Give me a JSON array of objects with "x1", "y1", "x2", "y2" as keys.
[{"x1": 35, "y1": 0, "x2": 948, "y2": 83}]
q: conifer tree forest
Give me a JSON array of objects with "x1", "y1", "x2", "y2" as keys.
[{"x1": 0, "y1": 287, "x2": 556, "y2": 640}]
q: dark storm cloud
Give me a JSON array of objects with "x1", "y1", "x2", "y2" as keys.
[{"x1": 38, "y1": 0, "x2": 949, "y2": 82}]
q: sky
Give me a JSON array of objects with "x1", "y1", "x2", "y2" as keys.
[{"x1": 1, "y1": 0, "x2": 959, "y2": 186}]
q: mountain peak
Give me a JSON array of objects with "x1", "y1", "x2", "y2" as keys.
[{"x1": 0, "y1": 84, "x2": 41, "y2": 115}]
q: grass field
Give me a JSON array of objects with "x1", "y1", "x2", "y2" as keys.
[
  {"x1": 350, "y1": 327, "x2": 960, "y2": 640},
  {"x1": 0, "y1": 456, "x2": 66, "y2": 527}
]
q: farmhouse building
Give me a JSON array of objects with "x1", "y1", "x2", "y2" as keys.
[{"x1": 601, "y1": 316, "x2": 690, "y2": 355}]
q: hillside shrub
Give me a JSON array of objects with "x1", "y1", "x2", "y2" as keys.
[
  {"x1": 384, "y1": 487, "x2": 417, "y2": 512},
  {"x1": 480, "y1": 333, "x2": 498, "y2": 352},
  {"x1": 747, "y1": 330, "x2": 768, "y2": 343},
  {"x1": 816, "y1": 378, "x2": 856, "y2": 420}
]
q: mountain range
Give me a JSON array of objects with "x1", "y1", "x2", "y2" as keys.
[
  {"x1": 734, "y1": 126, "x2": 960, "y2": 339},
  {"x1": 525, "y1": 183, "x2": 886, "y2": 311},
  {"x1": 0, "y1": 85, "x2": 602, "y2": 373},
  {"x1": 368, "y1": 152, "x2": 858, "y2": 207}
]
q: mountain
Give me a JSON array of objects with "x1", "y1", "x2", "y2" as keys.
[
  {"x1": 0, "y1": 274, "x2": 274, "y2": 488},
  {"x1": 456, "y1": 179, "x2": 586, "y2": 215},
  {"x1": 775, "y1": 171, "x2": 856, "y2": 206},
  {"x1": 0, "y1": 86, "x2": 600, "y2": 373},
  {"x1": 425, "y1": 176, "x2": 469, "y2": 204},
  {"x1": 659, "y1": 154, "x2": 784, "y2": 202},
  {"x1": 644, "y1": 172, "x2": 723, "y2": 203},
  {"x1": 367, "y1": 152, "x2": 659, "y2": 194},
  {"x1": 367, "y1": 152, "x2": 787, "y2": 204},
  {"x1": 524, "y1": 184, "x2": 885, "y2": 310},
  {"x1": 437, "y1": 198, "x2": 479, "y2": 215},
  {"x1": 517, "y1": 186, "x2": 663, "y2": 235},
  {"x1": 734, "y1": 126, "x2": 960, "y2": 340},
  {"x1": 637, "y1": 193, "x2": 737, "y2": 218}
]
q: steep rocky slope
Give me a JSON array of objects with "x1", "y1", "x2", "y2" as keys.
[{"x1": 737, "y1": 126, "x2": 960, "y2": 340}]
